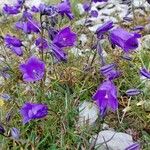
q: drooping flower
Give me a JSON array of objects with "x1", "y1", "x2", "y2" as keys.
[
  {"x1": 125, "y1": 143, "x2": 140, "y2": 150},
  {"x1": 83, "y1": 2, "x2": 91, "y2": 12},
  {"x1": 53, "y1": 27, "x2": 77, "y2": 48},
  {"x1": 126, "y1": 89, "x2": 142, "y2": 96},
  {"x1": 11, "y1": 127, "x2": 20, "y2": 140},
  {"x1": 92, "y1": 80, "x2": 118, "y2": 117},
  {"x1": 109, "y1": 28, "x2": 139, "y2": 52},
  {"x1": 19, "y1": 56, "x2": 45, "y2": 82},
  {"x1": 140, "y1": 68, "x2": 150, "y2": 79},
  {"x1": 35, "y1": 37, "x2": 49, "y2": 51},
  {"x1": 20, "y1": 102, "x2": 48, "y2": 124},
  {"x1": 93, "y1": 0, "x2": 108, "y2": 3},
  {"x1": 50, "y1": 43, "x2": 67, "y2": 61},
  {"x1": 96, "y1": 21, "x2": 114, "y2": 38},
  {"x1": 0, "y1": 125, "x2": 5, "y2": 134},
  {"x1": 3, "y1": 4, "x2": 20, "y2": 15},
  {"x1": 15, "y1": 19, "x2": 40, "y2": 34},
  {"x1": 39, "y1": 4, "x2": 58, "y2": 16},
  {"x1": 4, "y1": 34, "x2": 22, "y2": 47},
  {"x1": 56, "y1": 0, "x2": 74, "y2": 20},
  {"x1": 90, "y1": 10, "x2": 98, "y2": 17},
  {"x1": 4, "y1": 34, "x2": 23, "y2": 56}
]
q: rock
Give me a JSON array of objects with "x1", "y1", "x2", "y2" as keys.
[
  {"x1": 78, "y1": 101, "x2": 99, "y2": 127},
  {"x1": 89, "y1": 130, "x2": 134, "y2": 150},
  {"x1": 141, "y1": 35, "x2": 150, "y2": 50},
  {"x1": 79, "y1": 34, "x2": 88, "y2": 47},
  {"x1": 145, "y1": 24, "x2": 150, "y2": 34}
]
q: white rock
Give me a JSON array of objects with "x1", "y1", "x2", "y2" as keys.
[
  {"x1": 70, "y1": 47, "x2": 83, "y2": 57},
  {"x1": 141, "y1": 35, "x2": 150, "y2": 50},
  {"x1": 89, "y1": 130, "x2": 134, "y2": 150},
  {"x1": 79, "y1": 34, "x2": 88, "y2": 47},
  {"x1": 78, "y1": 101, "x2": 99, "y2": 127}
]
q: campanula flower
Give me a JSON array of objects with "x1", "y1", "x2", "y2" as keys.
[
  {"x1": 15, "y1": 19, "x2": 40, "y2": 34},
  {"x1": 56, "y1": 0, "x2": 74, "y2": 20},
  {"x1": 125, "y1": 143, "x2": 140, "y2": 150},
  {"x1": 4, "y1": 34, "x2": 22, "y2": 47},
  {"x1": 126, "y1": 89, "x2": 142, "y2": 96},
  {"x1": 51, "y1": 43, "x2": 67, "y2": 61},
  {"x1": 90, "y1": 10, "x2": 98, "y2": 17},
  {"x1": 83, "y1": 2, "x2": 91, "y2": 12},
  {"x1": 53, "y1": 27, "x2": 77, "y2": 48},
  {"x1": 0, "y1": 125, "x2": 5, "y2": 134},
  {"x1": 11, "y1": 128, "x2": 20, "y2": 140},
  {"x1": 19, "y1": 56, "x2": 45, "y2": 82},
  {"x1": 93, "y1": 0, "x2": 108, "y2": 3},
  {"x1": 96, "y1": 21, "x2": 114, "y2": 38},
  {"x1": 3, "y1": 4, "x2": 20, "y2": 15},
  {"x1": 20, "y1": 102, "x2": 48, "y2": 124},
  {"x1": 35, "y1": 37, "x2": 49, "y2": 51},
  {"x1": 140, "y1": 68, "x2": 150, "y2": 79},
  {"x1": 110, "y1": 28, "x2": 139, "y2": 52},
  {"x1": 39, "y1": 4, "x2": 58, "y2": 16},
  {"x1": 92, "y1": 80, "x2": 118, "y2": 117},
  {"x1": 4, "y1": 34, "x2": 23, "y2": 56}
]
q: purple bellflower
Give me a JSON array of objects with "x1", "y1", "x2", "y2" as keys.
[
  {"x1": 35, "y1": 37, "x2": 49, "y2": 51},
  {"x1": 53, "y1": 27, "x2": 77, "y2": 48},
  {"x1": 110, "y1": 28, "x2": 139, "y2": 52},
  {"x1": 20, "y1": 102, "x2": 48, "y2": 124},
  {"x1": 3, "y1": 4, "x2": 20, "y2": 15},
  {"x1": 93, "y1": 0, "x2": 108, "y2": 3},
  {"x1": 100, "y1": 63, "x2": 121, "y2": 80},
  {"x1": 140, "y1": 68, "x2": 150, "y2": 79},
  {"x1": 126, "y1": 89, "x2": 142, "y2": 96},
  {"x1": 56, "y1": 0, "x2": 74, "y2": 20},
  {"x1": 19, "y1": 56, "x2": 45, "y2": 82},
  {"x1": 96, "y1": 21, "x2": 114, "y2": 39},
  {"x1": 4, "y1": 34, "x2": 23, "y2": 56},
  {"x1": 50, "y1": 43, "x2": 67, "y2": 61},
  {"x1": 125, "y1": 143, "x2": 140, "y2": 150},
  {"x1": 15, "y1": 19, "x2": 40, "y2": 34},
  {"x1": 92, "y1": 80, "x2": 118, "y2": 117},
  {"x1": 90, "y1": 10, "x2": 98, "y2": 17},
  {"x1": 83, "y1": 2, "x2": 91, "y2": 12},
  {"x1": 11, "y1": 127, "x2": 20, "y2": 140},
  {"x1": 0, "y1": 125, "x2": 5, "y2": 134}
]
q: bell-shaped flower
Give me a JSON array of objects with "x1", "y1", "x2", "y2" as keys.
[
  {"x1": 19, "y1": 56, "x2": 45, "y2": 82},
  {"x1": 92, "y1": 80, "x2": 118, "y2": 117},
  {"x1": 109, "y1": 28, "x2": 140, "y2": 52},
  {"x1": 53, "y1": 27, "x2": 77, "y2": 48},
  {"x1": 20, "y1": 102, "x2": 48, "y2": 124}
]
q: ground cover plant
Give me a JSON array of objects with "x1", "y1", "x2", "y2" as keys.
[{"x1": 0, "y1": 0, "x2": 150, "y2": 149}]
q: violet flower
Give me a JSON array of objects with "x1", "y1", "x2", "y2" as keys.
[
  {"x1": 132, "y1": 25, "x2": 144, "y2": 31},
  {"x1": 90, "y1": 10, "x2": 98, "y2": 18},
  {"x1": 83, "y1": 2, "x2": 91, "y2": 12},
  {"x1": 19, "y1": 56, "x2": 45, "y2": 82},
  {"x1": 53, "y1": 27, "x2": 77, "y2": 48},
  {"x1": 35, "y1": 37, "x2": 49, "y2": 51},
  {"x1": 11, "y1": 128, "x2": 20, "y2": 140},
  {"x1": 15, "y1": 19, "x2": 40, "y2": 34},
  {"x1": 96, "y1": 21, "x2": 114, "y2": 39},
  {"x1": 4, "y1": 34, "x2": 23, "y2": 56},
  {"x1": 92, "y1": 80, "x2": 118, "y2": 117},
  {"x1": 110, "y1": 28, "x2": 140, "y2": 52},
  {"x1": 3, "y1": 4, "x2": 20, "y2": 15},
  {"x1": 125, "y1": 142, "x2": 140, "y2": 150},
  {"x1": 140, "y1": 68, "x2": 150, "y2": 79},
  {"x1": 51, "y1": 43, "x2": 67, "y2": 61},
  {"x1": 56, "y1": 0, "x2": 74, "y2": 20},
  {"x1": 0, "y1": 125, "x2": 5, "y2": 134},
  {"x1": 4, "y1": 34, "x2": 22, "y2": 47},
  {"x1": 126, "y1": 89, "x2": 142, "y2": 96},
  {"x1": 20, "y1": 102, "x2": 48, "y2": 124},
  {"x1": 93, "y1": 0, "x2": 108, "y2": 3}
]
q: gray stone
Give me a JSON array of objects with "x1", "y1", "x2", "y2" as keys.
[
  {"x1": 89, "y1": 130, "x2": 134, "y2": 150},
  {"x1": 78, "y1": 101, "x2": 99, "y2": 127}
]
